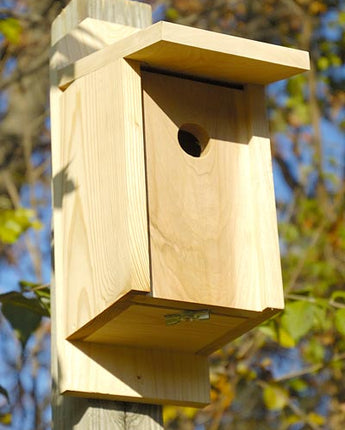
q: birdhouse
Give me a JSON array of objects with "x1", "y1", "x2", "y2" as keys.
[{"x1": 51, "y1": 11, "x2": 309, "y2": 407}]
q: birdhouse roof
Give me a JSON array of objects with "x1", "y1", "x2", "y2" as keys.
[{"x1": 58, "y1": 21, "x2": 310, "y2": 89}]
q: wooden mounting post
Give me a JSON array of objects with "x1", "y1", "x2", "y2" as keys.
[{"x1": 50, "y1": 1, "x2": 163, "y2": 428}]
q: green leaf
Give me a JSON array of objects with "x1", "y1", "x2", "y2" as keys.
[
  {"x1": 312, "y1": 304, "x2": 327, "y2": 330},
  {"x1": 334, "y1": 309, "x2": 345, "y2": 336},
  {"x1": 331, "y1": 290, "x2": 345, "y2": 304},
  {"x1": 263, "y1": 384, "x2": 289, "y2": 411},
  {"x1": 288, "y1": 378, "x2": 308, "y2": 393},
  {"x1": 280, "y1": 223, "x2": 299, "y2": 242},
  {"x1": 258, "y1": 324, "x2": 277, "y2": 342},
  {"x1": 19, "y1": 281, "x2": 51, "y2": 314},
  {"x1": 0, "y1": 291, "x2": 49, "y2": 317},
  {"x1": 318, "y1": 57, "x2": 329, "y2": 71},
  {"x1": 281, "y1": 301, "x2": 315, "y2": 342},
  {"x1": 1, "y1": 302, "x2": 42, "y2": 347},
  {"x1": 0, "y1": 289, "x2": 50, "y2": 346},
  {"x1": 286, "y1": 75, "x2": 306, "y2": 96},
  {"x1": 304, "y1": 338, "x2": 325, "y2": 363}
]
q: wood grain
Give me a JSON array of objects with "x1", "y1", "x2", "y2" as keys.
[
  {"x1": 63, "y1": 341, "x2": 210, "y2": 407},
  {"x1": 51, "y1": 0, "x2": 290, "y2": 412},
  {"x1": 51, "y1": 0, "x2": 151, "y2": 46},
  {"x1": 51, "y1": 0, "x2": 165, "y2": 424},
  {"x1": 57, "y1": 20, "x2": 310, "y2": 89},
  {"x1": 52, "y1": 398, "x2": 163, "y2": 429},
  {"x1": 59, "y1": 58, "x2": 150, "y2": 335},
  {"x1": 142, "y1": 71, "x2": 284, "y2": 312},
  {"x1": 245, "y1": 84, "x2": 285, "y2": 311},
  {"x1": 80, "y1": 304, "x2": 246, "y2": 352},
  {"x1": 50, "y1": 19, "x2": 140, "y2": 70}
]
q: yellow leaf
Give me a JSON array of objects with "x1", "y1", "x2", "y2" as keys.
[
  {"x1": 163, "y1": 406, "x2": 178, "y2": 424},
  {"x1": 285, "y1": 414, "x2": 301, "y2": 425},
  {"x1": 263, "y1": 384, "x2": 289, "y2": 411},
  {"x1": 166, "y1": 8, "x2": 179, "y2": 20},
  {"x1": 181, "y1": 407, "x2": 197, "y2": 419},
  {"x1": 31, "y1": 220, "x2": 43, "y2": 230},
  {"x1": 278, "y1": 327, "x2": 296, "y2": 348},
  {"x1": 0, "y1": 413, "x2": 11, "y2": 425},
  {"x1": 308, "y1": 412, "x2": 325, "y2": 425},
  {"x1": 0, "y1": 18, "x2": 22, "y2": 44}
]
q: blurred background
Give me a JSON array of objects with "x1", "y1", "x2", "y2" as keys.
[{"x1": 0, "y1": 0, "x2": 344, "y2": 429}]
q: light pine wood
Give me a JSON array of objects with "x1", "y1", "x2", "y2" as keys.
[
  {"x1": 125, "y1": 403, "x2": 164, "y2": 429},
  {"x1": 57, "y1": 20, "x2": 310, "y2": 89},
  {"x1": 50, "y1": 0, "x2": 164, "y2": 427},
  {"x1": 244, "y1": 84, "x2": 285, "y2": 311},
  {"x1": 59, "y1": 58, "x2": 150, "y2": 335},
  {"x1": 51, "y1": 0, "x2": 151, "y2": 46},
  {"x1": 50, "y1": 19, "x2": 140, "y2": 70},
  {"x1": 67, "y1": 291, "x2": 280, "y2": 355},
  {"x1": 78, "y1": 304, "x2": 246, "y2": 351},
  {"x1": 62, "y1": 342, "x2": 210, "y2": 406},
  {"x1": 71, "y1": 299, "x2": 279, "y2": 355},
  {"x1": 52, "y1": 398, "x2": 163, "y2": 429},
  {"x1": 50, "y1": 0, "x2": 308, "y2": 411},
  {"x1": 142, "y1": 71, "x2": 284, "y2": 312}
]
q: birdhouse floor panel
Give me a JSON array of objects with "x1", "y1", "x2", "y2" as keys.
[
  {"x1": 79, "y1": 304, "x2": 246, "y2": 353},
  {"x1": 68, "y1": 292, "x2": 280, "y2": 355}
]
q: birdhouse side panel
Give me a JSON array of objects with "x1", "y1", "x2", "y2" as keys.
[
  {"x1": 245, "y1": 84, "x2": 284, "y2": 310},
  {"x1": 57, "y1": 59, "x2": 150, "y2": 337}
]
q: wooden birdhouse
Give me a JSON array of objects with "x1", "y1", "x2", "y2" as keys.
[{"x1": 51, "y1": 2, "x2": 309, "y2": 407}]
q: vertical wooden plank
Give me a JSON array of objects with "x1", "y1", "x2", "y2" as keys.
[
  {"x1": 51, "y1": 0, "x2": 152, "y2": 46},
  {"x1": 52, "y1": 400, "x2": 163, "y2": 429},
  {"x1": 142, "y1": 71, "x2": 265, "y2": 312},
  {"x1": 50, "y1": 1, "x2": 163, "y2": 429},
  {"x1": 245, "y1": 84, "x2": 285, "y2": 311},
  {"x1": 125, "y1": 403, "x2": 164, "y2": 429},
  {"x1": 59, "y1": 58, "x2": 150, "y2": 336}
]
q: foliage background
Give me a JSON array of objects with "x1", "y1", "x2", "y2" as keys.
[{"x1": 0, "y1": 0, "x2": 345, "y2": 429}]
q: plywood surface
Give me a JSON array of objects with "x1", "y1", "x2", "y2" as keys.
[
  {"x1": 57, "y1": 20, "x2": 310, "y2": 89},
  {"x1": 142, "y1": 71, "x2": 284, "y2": 313}
]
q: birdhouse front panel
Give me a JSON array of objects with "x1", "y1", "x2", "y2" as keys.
[{"x1": 142, "y1": 70, "x2": 284, "y2": 313}]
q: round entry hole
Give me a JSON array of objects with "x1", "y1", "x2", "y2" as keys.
[{"x1": 178, "y1": 123, "x2": 209, "y2": 157}]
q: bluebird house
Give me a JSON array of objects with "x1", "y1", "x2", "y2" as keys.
[{"x1": 51, "y1": 3, "x2": 309, "y2": 407}]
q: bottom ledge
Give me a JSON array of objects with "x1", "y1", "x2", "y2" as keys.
[
  {"x1": 68, "y1": 292, "x2": 281, "y2": 355},
  {"x1": 59, "y1": 341, "x2": 210, "y2": 407}
]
